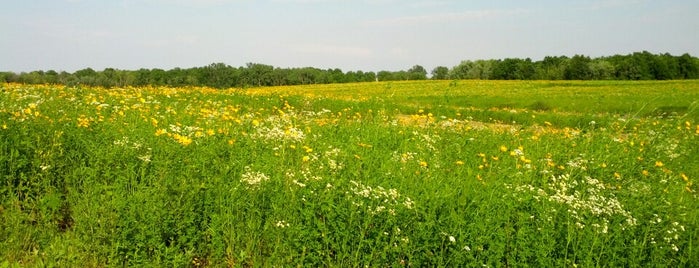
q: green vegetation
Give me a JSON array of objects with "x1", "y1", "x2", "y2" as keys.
[
  {"x1": 2, "y1": 51, "x2": 698, "y2": 89},
  {"x1": 1, "y1": 80, "x2": 698, "y2": 266}
]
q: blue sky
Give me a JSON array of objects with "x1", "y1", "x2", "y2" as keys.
[{"x1": 1, "y1": 0, "x2": 698, "y2": 73}]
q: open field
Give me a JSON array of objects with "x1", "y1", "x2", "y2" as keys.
[{"x1": 1, "y1": 80, "x2": 698, "y2": 266}]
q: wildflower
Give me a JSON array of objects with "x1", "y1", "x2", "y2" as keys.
[
  {"x1": 155, "y1": 129, "x2": 167, "y2": 136},
  {"x1": 138, "y1": 155, "x2": 152, "y2": 163},
  {"x1": 77, "y1": 117, "x2": 90, "y2": 128},
  {"x1": 499, "y1": 145, "x2": 508, "y2": 152},
  {"x1": 302, "y1": 156, "x2": 310, "y2": 162},
  {"x1": 680, "y1": 173, "x2": 689, "y2": 182},
  {"x1": 252, "y1": 119, "x2": 260, "y2": 126},
  {"x1": 173, "y1": 134, "x2": 192, "y2": 146},
  {"x1": 655, "y1": 161, "x2": 664, "y2": 167},
  {"x1": 642, "y1": 170, "x2": 649, "y2": 176},
  {"x1": 1, "y1": 124, "x2": 7, "y2": 130},
  {"x1": 240, "y1": 167, "x2": 269, "y2": 187},
  {"x1": 455, "y1": 160, "x2": 464, "y2": 165},
  {"x1": 419, "y1": 161, "x2": 428, "y2": 168},
  {"x1": 275, "y1": 220, "x2": 290, "y2": 228}
]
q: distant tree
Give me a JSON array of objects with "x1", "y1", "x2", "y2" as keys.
[
  {"x1": 407, "y1": 65, "x2": 427, "y2": 80},
  {"x1": 516, "y1": 58, "x2": 535, "y2": 79},
  {"x1": 467, "y1": 60, "x2": 495, "y2": 79},
  {"x1": 377, "y1": 71, "x2": 392, "y2": 81},
  {"x1": 678, "y1": 53, "x2": 699, "y2": 79},
  {"x1": 536, "y1": 56, "x2": 567, "y2": 80},
  {"x1": 74, "y1": 68, "x2": 97, "y2": 78},
  {"x1": 0, "y1": 72, "x2": 18, "y2": 83},
  {"x1": 242, "y1": 63, "x2": 274, "y2": 87},
  {"x1": 201, "y1": 63, "x2": 238, "y2": 88},
  {"x1": 564, "y1": 55, "x2": 593, "y2": 80},
  {"x1": 431, "y1": 66, "x2": 449, "y2": 80},
  {"x1": 589, "y1": 60, "x2": 615, "y2": 80},
  {"x1": 363, "y1": 71, "x2": 377, "y2": 82},
  {"x1": 491, "y1": 58, "x2": 520, "y2": 80},
  {"x1": 449, "y1": 61, "x2": 472, "y2": 79}
]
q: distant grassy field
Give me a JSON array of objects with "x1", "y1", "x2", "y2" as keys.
[{"x1": 1, "y1": 80, "x2": 698, "y2": 266}]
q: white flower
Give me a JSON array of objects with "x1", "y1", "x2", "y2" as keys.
[
  {"x1": 138, "y1": 155, "x2": 152, "y2": 163},
  {"x1": 240, "y1": 167, "x2": 270, "y2": 187}
]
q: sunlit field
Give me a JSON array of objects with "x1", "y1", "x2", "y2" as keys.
[{"x1": 1, "y1": 80, "x2": 698, "y2": 266}]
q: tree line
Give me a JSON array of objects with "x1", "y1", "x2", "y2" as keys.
[{"x1": 2, "y1": 51, "x2": 697, "y2": 88}]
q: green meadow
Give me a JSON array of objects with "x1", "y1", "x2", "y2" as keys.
[{"x1": 1, "y1": 80, "x2": 698, "y2": 266}]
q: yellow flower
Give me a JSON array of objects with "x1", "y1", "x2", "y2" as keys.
[
  {"x1": 173, "y1": 134, "x2": 192, "y2": 146},
  {"x1": 600, "y1": 163, "x2": 607, "y2": 168},
  {"x1": 1, "y1": 124, "x2": 7, "y2": 130},
  {"x1": 252, "y1": 119, "x2": 260, "y2": 127},
  {"x1": 455, "y1": 160, "x2": 464, "y2": 165},
  {"x1": 155, "y1": 129, "x2": 167, "y2": 136},
  {"x1": 77, "y1": 117, "x2": 90, "y2": 128},
  {"x1": 681, "y1": 173, "x2": 689, "y2": 182},
  {"x1": 499, "y1": 145, "x2": 508, "y2": 152},
  {"x1": 419, "y1": 161, "x2": 428, "y2": 168},
  {"x1": 227, "y1": 139, "x2": 236, "y2": 145},
  {"x1": 655, "y1": 161, "x2": 664, "y2": 167},
  {"x1": 642, "y1": 170, "x2": 649, "y2": 176},
  {"x1": 302, "y1": 156, "x2": 310, "y2": 162}
]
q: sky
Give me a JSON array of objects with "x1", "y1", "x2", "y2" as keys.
[{"x1": 1, "y1": 0, "x2": 698, "y2": 73}]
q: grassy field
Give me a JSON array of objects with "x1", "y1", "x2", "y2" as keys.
[{"x1": 1, "y1": 80, "x2": 698, "y2": 266}]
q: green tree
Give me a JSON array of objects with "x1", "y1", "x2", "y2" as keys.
[
  {"x1": 431, "y1": 66, "x2": 449, "y2": 80},
  {"x1": 449, "y1": 61, "x2": 472, "y2": 79},
  {"x1": 678, "y1": 53, "x2": 699, "y2": 79},
  {"x1": 407, "y1": 65, "x2": 427, "y2": 80},
  {"x1": 564, "y1": 55, "x2": 593, "y2": 80}
]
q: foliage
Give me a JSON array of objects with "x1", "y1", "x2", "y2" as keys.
[{"x1": 2, "y1": 52, "x2": 698, "y2": 89}]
